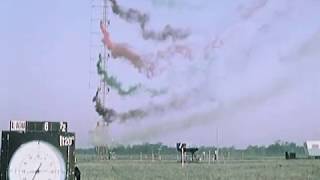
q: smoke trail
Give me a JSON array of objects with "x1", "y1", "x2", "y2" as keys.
[
  {"x1": 92, "y1": 88, "x2": 147, "y2": 124},
  {"x1": 238, "y1": 0, "x2": 269, "y2": 19},
  {"x1": 89, "y1": 0, "x2": 320, "y2": 146},
  {"x1": 92, "y1": 85, "x2": 192, "y2": 124},
  {"x1": 100, "y1": 21, "x2": 155, "y2": 77},
  {"x1": 142, "y1": 25, "x2": 190, "y2": 41},
  {"x1": 111, "y1": 77, "x2": 293, "y2": 143},
  {"x1": 97, "y1": 54, "x2": 140, "y2": 95},
  {"x1": 118, "y1": 109, "x2": 146, "y2": 122},
  {"x1": 155, "y1": 44, "x2": 194, "y2": 60},
  {"x1": 100, "y1": 20, "x2": 196, "y2": 78},
  {"x1": 97, "y1": 53, "x2": 167, "y2": 96},
  {"x1": 93, "y1": 90, "x2": 116, "y2": 124},
  {"x1": 109, "y1": 0, "x2": 190, "y2": 41}
]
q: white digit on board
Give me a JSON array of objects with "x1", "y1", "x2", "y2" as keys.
[
  {"x1": 44, "y1": 122, "x2": 49, "y2": 131},
  {"x1": 60, "y1": 122, "x2": 66, "y2": 132}
]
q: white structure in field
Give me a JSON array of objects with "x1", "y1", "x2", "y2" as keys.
[{"x1": 304, "y1": 141, "x2": 320, "y2": 157}]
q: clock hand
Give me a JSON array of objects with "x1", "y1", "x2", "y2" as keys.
[{"x1": 32, "y1": 163, "x2": 42, "y2": 180}]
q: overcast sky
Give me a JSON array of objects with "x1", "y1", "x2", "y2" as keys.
[{"x1": 1, "y1": 0, "x2": 320, "y2": 148}]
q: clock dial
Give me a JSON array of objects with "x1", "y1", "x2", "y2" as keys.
[{"x1": 8, "y1": 140, "x2": 66, "y2": 180}]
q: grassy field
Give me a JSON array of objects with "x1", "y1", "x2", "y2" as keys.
[{"x1": 78, "y1": 158, "x2": 320, "y2": 180}]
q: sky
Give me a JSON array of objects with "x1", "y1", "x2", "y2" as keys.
[{"x1": 1, "y1": 0, "x2": 320, "y2": 148}]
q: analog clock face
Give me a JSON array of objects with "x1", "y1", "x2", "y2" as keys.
[{"x1": 8, "y1": 140, "x2": 66, "y2": 180}]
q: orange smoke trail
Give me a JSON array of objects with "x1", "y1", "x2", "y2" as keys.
[
  {"x1": 99, "y1": 21, "x2": 216, "y2": 78},
  {"x1": 100, "y1": 21, "x2": 155, "y2": 77},
  {"x1": 155, "y1": 44, "x2": 193, "y2": 60}
]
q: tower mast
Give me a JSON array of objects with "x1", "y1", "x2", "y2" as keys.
[
  {"x1": 101, "y1": 0, "x2": 108, "y2": 115},
  {"x1": 89, "y1": 0, "x2": 110, "y2": 113},
  {"x1": 90, "y1": 0, "x2": 111, "y2": 159}
]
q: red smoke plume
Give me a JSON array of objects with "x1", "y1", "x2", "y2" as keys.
[{"x1": 100, "y1": 21, "x2": 155, "y2": 77}]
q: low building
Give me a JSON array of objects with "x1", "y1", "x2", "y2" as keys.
[{"x1": 304, "y1": 141, "x2": 320, "y2": 158}]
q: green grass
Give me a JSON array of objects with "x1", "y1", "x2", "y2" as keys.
[{"x1": 78, "y1": 158, "x2": 320, "y2": 180}]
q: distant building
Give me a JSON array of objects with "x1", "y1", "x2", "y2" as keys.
[{"x1": 304, "y1": 141, "x2": 320, "y2": 158}]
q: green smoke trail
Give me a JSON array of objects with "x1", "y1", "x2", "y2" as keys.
[
  {"x1": 92, "y1": 88, "x2": 147, "y2": 124},
  {"x1": 97, "y1": 54, "x2": 141, "y2": 95},
  {"x1": 97, "y1": 54, "x2": 168, "y2": 96}
]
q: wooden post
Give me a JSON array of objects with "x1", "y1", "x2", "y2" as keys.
[
  {"x1": 152, "y1": 151, "x2": 154, "y2": 162},
  {"x1": 208, "y1": 150, "x2": 211, "y2": 164},
  {"x1": 140, "y1": 152, "x2": 142, "y2": 161},
  {"x1": 216, "y1": 149, "x2": 219, "y2": 161},
  {"x1": 181, "y1": 148, "x2": 184, "y2": 167}
]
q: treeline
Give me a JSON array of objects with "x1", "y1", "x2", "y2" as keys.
[
  {"x1": 77, "y1": 140, "x2": 306, "y2": 157},
  {"x1": 240, "y1": 141, "x2": 305, "y2": 156},
  {"x1": 77, "y1": 143, "x2": 176, "y2": 155}
]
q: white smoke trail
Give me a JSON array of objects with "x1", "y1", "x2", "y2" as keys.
[{"x1": 95, "y1": 0, "x2": 320, "y2": 145}]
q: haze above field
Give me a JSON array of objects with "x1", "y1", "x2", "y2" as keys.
[{"x1": 1, "y1": 0, "x2": 320, "y2": 148}]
